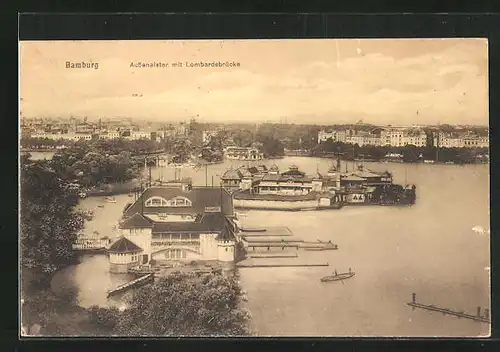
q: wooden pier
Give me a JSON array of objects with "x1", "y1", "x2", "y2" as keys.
[
  {"x1": 407, "y1": 293, "x2": 490, "y2": 324},
  {"x1": 247, "y1": 243, "x2": 300, "y2": 249},
  {"x1": 237, "y1": 262, "x2": 329, "y2": 268},
  {"x1": 249, "y1": 253, "x2": 299, "y2": 259},
  {"x1": 107, "y1": 273, "x2": 155, "y2": 297}
]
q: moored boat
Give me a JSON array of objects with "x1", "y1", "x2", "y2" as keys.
[
  {"x1": 240, "y1": 228, "x2": 267, "y2": 233},
  {"x1": 105, "y1": 196, "x2": 117, "y2": 203}
]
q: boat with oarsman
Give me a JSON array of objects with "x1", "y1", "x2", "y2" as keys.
[{"x1": 321, "y1": 268, "x2": 355, "y2": 282}]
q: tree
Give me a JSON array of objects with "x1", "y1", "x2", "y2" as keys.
[
  {"x1": 232, "y1": 129, "x2": 254, "y2": 147},
  {"x1": 171, "y1": 139, "x2": 193, "y2": 163},
  {"x1": 21, "y1": 156, "x2": 85, "y2": 287},
  {"x1": 89, "y1": 271, "x2": 251, "y2": 336}
]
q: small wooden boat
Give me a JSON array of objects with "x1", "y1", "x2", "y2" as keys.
[
  {"x1": 97, "y1": 205, "x2": 104, "y2": 208},
  {"x1": 321, "y1": 270, "x2": 355, "y2": 283},
  {"x1": 105, "y1": 196, "x2": 117, "y2": 203},
  {"x1": 240, "y1": 228, "x2": 267, "y2": 233}
]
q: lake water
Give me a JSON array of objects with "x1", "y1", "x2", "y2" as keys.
[
  {"x1": 50, "y1": 156, "x2": 491, "y2": 336},
  {"x1": 25, "y1": 151, "x2": 56, "y2": 160}
]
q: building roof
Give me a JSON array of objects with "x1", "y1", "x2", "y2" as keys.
[
  {"x1": 354, "y1": 171, "x2": 382, "y2": 178},
  {"x1": 221, "y1": 169, "x2": 243, "y2": 180},
  {"x1": 239, "y1": 168, "x2": 253, "y2": 178},
  {"x1": 281, "y1": 169, "x2": 306, "y2": 177},
  {"x1": 261, "y1": 173, "x2": 281, "y2": 181},
  {"x1": 123, "y1": 186, "x2": 234, "y2": 219},
  {"x1": 151, "y1": 212, "x2": 234, "y2": 235},
  {"x1": 247, "y1": 166, "x2": 260, "y2": 174},
  {"x1": 119, "y1": 212, "x2": 153, "y2": 229},
  {"x1": 108, "y1": 236, "x2": 143, "y2": 253},
  {"x1": 342, "y1": 175, "x2": 367, "y2": 182}
]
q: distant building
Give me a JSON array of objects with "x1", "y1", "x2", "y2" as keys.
[
  {"x1": 225, "y1": 146, "x2": 263, "y2": 160},
  {"x1": 433, "y1": 131, "x2": 489, "y2": 148},
  {"x1": 99, "y1": 131, "x2": 121, "y2": 139},
  {"x1": 319, "y1": 127, "x2": 428, "y2": 147},
  {"x1": 318, "y1": 130, "x2": 346, "y2": 143},
  {"x1": 30, "y1": 132, "x2": 93, "y2": 141}
]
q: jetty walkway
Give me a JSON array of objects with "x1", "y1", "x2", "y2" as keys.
[
  {"x1": 107, "y1": 273, "x2": 154, "y2": 297},
  {"x1": 407, "y1": 293, "x2": 490, "y2": 324}
]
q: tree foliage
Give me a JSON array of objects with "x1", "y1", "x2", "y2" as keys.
[
  {"x1": 88, "y1": 272, "x2": 251, "y2": 336},
  {"x1": 20, "y1": 155, "x2": 85, "y2": 281},
  {"x1": 49, "y1": 143, "x2": 145, "y2": 187}
]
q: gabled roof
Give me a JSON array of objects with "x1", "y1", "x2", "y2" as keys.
[
  {"x1": 123, "y1": 186, "x2": 233, "y2": 218},
  {"x1": 119, "y1": 212, "x2": 153, "y2": 229},
  {"x1": 108, "y1": 236, "x2": 143, "y2": 253},
  {"x1": 151, "y1": 212, "x2": 233, "y2": 234}
]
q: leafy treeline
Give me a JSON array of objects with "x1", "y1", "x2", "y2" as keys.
[
  {"x1": 312, "y1": 139, "x2": 489, "y2": 163},
  {"x1": 39, "y1": 138, "x2": 167, "y2": 187},
  {"x1": 87, "y1": 272, "x2": 251, "y2": 336},
  {"x1": 21, "y1": 137, "x2": 162, "y2": 156},
  {"x1": 21, "y1": 154, "x2": 85, "y2": 287}
]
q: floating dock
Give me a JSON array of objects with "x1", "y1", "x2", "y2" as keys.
[
  {"x1": 237, "y1": 258, "x2": 329, "y2": 268},
  {"x1": 407, "y1": 293, "x2": 490, "y2": 324},
  {"x1": 239, "y1": 226, "x2": 294, "y2": 237},
  {"x1": 243, "y1": 236, "x2": 304, "y2": 243},
  {"x1": 107, "y1": 273, "x2": 155, "y2": 297},
  {"x1": 249, "y1": 253, "x2": 299, "y2": 259}
]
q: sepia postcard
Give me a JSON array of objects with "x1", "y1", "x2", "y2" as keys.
[{"x1": 19, "y1": 38, "x2": 490, "y2": 337}]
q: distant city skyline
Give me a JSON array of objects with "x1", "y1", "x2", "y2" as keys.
[{"x1": 20, "y1": 39, "x2": 488, "y2": 126}]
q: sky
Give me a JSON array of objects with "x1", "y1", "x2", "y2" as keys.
[{"x1": 19, "y1": 39, "x2": 489, "y2": 126}]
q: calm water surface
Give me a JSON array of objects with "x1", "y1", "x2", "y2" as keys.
[{"x1": 50, "y1": 157, "x2": 490, "y2": 336}]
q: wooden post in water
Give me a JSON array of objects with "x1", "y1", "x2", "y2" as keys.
[
  {"x1": 484, "y1": 308, "x2": 489, "y2": 319},
  {"x1": 477, "y1": 306, "x2": 481, "y2": 317},
  {"x1": 205, "y1": 164, "x2": 208, "y2": 186}
]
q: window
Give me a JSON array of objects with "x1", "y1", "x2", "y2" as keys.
[{"x1": 145, "y1": 196, "x2": 192, "y2": 208}]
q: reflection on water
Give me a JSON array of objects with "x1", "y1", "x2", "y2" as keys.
[
  {"x1": 50, "y1": 157, "x2": 490, "y2": 336},
  {"x1": 51, "y1": 254, "x2": 134, "y2": 308}
]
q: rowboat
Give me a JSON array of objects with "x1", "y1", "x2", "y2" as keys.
[
  {"x1": 321, "y1": 270, "x2": 355, "y2": 283},
  {"x1": 105, "y1": 196, "x2": 117, "y2": 203}
]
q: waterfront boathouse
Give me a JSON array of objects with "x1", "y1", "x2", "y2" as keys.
[
  {"x1": 107, "y1": 178, "x2": 239, "y2": 273},
  {"x1": 107, "y1": 236, "x2": 143, "y2": 273}
]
